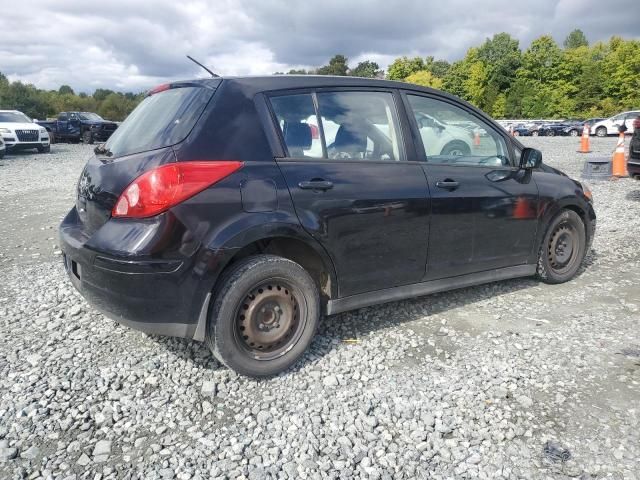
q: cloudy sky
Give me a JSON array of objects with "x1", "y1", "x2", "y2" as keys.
[{"x1": 1, "y1": 0, "x2": 638, "y2": 94}]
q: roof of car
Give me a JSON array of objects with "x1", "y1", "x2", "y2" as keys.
[
  {"x1": 177, "y1": 75, "x2": 446, "y2": 97},
  {"x1": 220, "y1": 74, "x2": 441, "y2": 93}
]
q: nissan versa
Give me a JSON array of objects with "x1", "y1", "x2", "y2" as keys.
[{"x1": 59, "y1": 76, "x2": 596, "y2": 376}]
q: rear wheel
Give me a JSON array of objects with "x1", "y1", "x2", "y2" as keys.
[
  {"x1": 206, "y1": 255, "x2": 320, "y2": 377},
  {"x1": 531, "y1": 131, "x2": 539, "y2": 137},
  {"x1": 547, "y1": 130, "x2": 555, "y2": 137},
  {"x1": 569, "y1": 129, "x2": 579, "y2": 137},
  {"x1": 596, "y1": 127, "x2": 607, "y2": 137},
  {"x1": 536, "y1": 210, "x2": 586, "y2": 284}
]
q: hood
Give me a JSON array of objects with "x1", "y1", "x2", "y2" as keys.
[{"x1": 0, "y1": 122, "x2": 43, "y2": 130}]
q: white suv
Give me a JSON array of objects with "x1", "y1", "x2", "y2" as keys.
[
  {"x1": 591, "y1": 110, "x2": 640, "y2": 137},
  {"x1": 0, "y1": 110, "x2": 50, "y2": 153}
]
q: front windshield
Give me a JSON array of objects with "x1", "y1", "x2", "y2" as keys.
[
  {"x1": 79, "y1": 112, "x2": 104, "y2": 121},
  {"x1": 0, "y1": 112, "x2": 32, "y2": 123}
]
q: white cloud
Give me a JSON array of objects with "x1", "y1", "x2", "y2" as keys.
[{"x1": 0, "y1": 0, "x2": 638, "y2": 93}]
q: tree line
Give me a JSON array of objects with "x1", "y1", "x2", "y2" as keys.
[
  {"x1": 1, "y1": 30, "x2": 638, "y2": 121},
  {"x1": 0, "y1": 73, "x2": 143, "y2": 121},
  {"x1": 279, "y1": 30, "x2": 639, "y2": 119}
]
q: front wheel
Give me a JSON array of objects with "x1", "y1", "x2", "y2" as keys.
[
  {"x1": 531, "y1": 131, "x2": 539, "y2": 137},
  {"x1": 569, "y1": 129, "x2": 579, "y2": 137},
  {"x1": 206, "y1": 255, "x2": 320, "y2": 377},
  {"x1": 82, "y1": 131, "x2": 94, "y2": 144},
  {"x1": 596, "y1": 127, "x2": 607, "y2": 137},
  {"x1": 536, "y1": 209, "x2": 586, "y2": 284}
]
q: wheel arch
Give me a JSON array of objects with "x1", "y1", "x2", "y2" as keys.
[{"x1": 533, "y1": 198, "x2": 594, "y2": 263}]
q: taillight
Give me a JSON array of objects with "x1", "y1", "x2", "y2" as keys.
[{"x1": 112, "y1": 161, "x2": 243, "y2": 218}]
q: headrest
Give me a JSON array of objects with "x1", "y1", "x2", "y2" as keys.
[
  {"x1": 334, "y1": 124, "x2": 367, "y2": 152},
  {"x1": 284, "y1": 122, "x2": 312, "y2": 150}
]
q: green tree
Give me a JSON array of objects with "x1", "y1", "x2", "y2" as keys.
[
  {"x1": 93, "y1": 88, "x2": 115, "y2": 102},
  {"x1": 427, "y1": 59, "x2": 451, "y2": 79},
  {"x1": 58, "y1": 85, "x2": 75, "y2": 95},
  {"x1": 350, "y1": 61, "x2": 381, "y2": 78},
  {"x1": 477, "y1": 33, "x2": 521, "y2": 90},
  {"x1": 564, "y1": 29, "x2": 589, "y2": 49},
  {"x1": 316, "y1": 55, "x2": 349, "y2": 76},
  {"x1": 404, "y1": 70, "x2": 443, "y2": 89},
  {"x1": 387, "y1": 56, "x2": 425, "y2": 80}
]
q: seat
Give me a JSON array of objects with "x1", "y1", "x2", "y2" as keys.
[
  {"x1": 283, "y1": 122, "x2": 312, "y2": 157},
  {"x1": 330, "y1": 124, "x2": 367, "y2": 158}
]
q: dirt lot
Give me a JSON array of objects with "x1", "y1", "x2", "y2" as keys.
[{"x1": 1, "y1": 138, "x2": 639, "y2": 480}]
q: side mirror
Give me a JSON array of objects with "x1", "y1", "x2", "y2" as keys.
[{"x1": 520, "y1": 148, "x2": 542, "y2": 169}]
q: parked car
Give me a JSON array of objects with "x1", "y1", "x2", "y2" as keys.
[
  {"x1": 59, "y1": 76, "x2": 596, "y2": 376},
  {"x1": 591, "y1": 111, "x2": 640, "y2": 137},
  {"x1": 0, "y1": 136, "x2": 5, "y2": 159},
  {"x1": 0, "y1": 110, "x2": 50, "y2": 153},
  {"x1": 511, "y1": 124, "x2": 536, "y2": 136},
  {"x1": 582, "y1": 118, "x2": 605, "y2": 132},
  {"x1": 537, "y1": 122, "x2": 582, "y2": 137},
  {"x1": 37, "y1": 112, "x2": 118, "y2": 144}
]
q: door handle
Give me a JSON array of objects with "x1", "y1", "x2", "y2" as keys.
[
  {"x1": 298, "y1": 180, "x2": 334, "y2": 191},
  {"x1": 436, "y1": 180, "x2": 459, "y2": 190}
]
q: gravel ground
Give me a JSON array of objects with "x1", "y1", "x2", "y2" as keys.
[{"x1": 0, "y1": 138, "x2": 639, "y2": 480}]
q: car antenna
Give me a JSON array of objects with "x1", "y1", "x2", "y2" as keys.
[{"x1": 186, "y1": 55, "x2": 219, "y2": 78}]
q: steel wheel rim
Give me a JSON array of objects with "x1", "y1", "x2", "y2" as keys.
[
  {"x1": 233, "y1": 278, "x2": 307, "y2": 361},
  {"x1": 547, "y1": 223, "x2": 579, "y2": 274},
  {"x1": 448, "y1": 148, "x2": 465, "y2": 156}
]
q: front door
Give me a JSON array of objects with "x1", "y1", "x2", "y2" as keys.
[
  {"x1": 268, "y1": 90, "x2": 430, "y2": 297},
  {"x1": 403, "y1": 93, "x2": 539, "y2": 280}
]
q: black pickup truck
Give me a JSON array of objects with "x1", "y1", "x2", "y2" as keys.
[{"x1": 37, "y1": 112, "x2": 118, "y2": 144}]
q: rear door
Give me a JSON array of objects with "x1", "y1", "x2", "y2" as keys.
[
  {"x1": 402, "y1": 92, "x2": 539, "y2": 280},
  {"x1": 268, "y1": 89, "x2": 430, "y2": 297}
]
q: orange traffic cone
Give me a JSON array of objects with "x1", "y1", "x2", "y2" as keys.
[
  {"x1": 513, "y1": 197, "x2": 535, "y2": 219},
  {"x1": 473, "y1": 130, "x2": 481, "y2": 147},
  {"x1": 577, "y1": 124, "x2": 591, "y2": 153},
  {"x1": 612, "y1": 132, "x2": 627, "y2": 177}
]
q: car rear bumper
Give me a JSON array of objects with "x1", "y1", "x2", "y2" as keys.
[{"x1": 59, "y1": 207, "x2": 228, "y2": 341}]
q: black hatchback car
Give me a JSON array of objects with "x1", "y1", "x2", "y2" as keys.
[{"x1": 60, "y1": 76, "x2": 595, "y2": 376}]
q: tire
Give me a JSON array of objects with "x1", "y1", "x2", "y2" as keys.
[
  {"x1": 547, "y1": 130, "x2": 555, "y2": 137},
  {"x1": 440, "y1": 141, "x2": 471, "y2": 157},
  {"x1": 82, "y1": 130, "x2": 94, "y2": 145},
  {"x1": 536, "y1": 209, "x2": 586, "y2": 284},
  {"x1": 206, "y1": 255, "x2": 320, "y2": 377},
  {"x1": 596, "y1": 127, "x2": 607, "y2": 138},
  {"x1": 569, "y1": 129, "x2": 579, "y2": 137},
  {"x1": 37, "y1": 145, "x2": 50, "y2": 153},
  {"x1": 531, "y1": 131, "x2": 539, "y2": 137}
]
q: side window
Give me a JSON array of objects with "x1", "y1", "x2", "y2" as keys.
[
  {"x1": 316, "y1": 91, "x2": 402, "y2": 161},
  {"x1": 270, "y1": 94, "x2": 322, "y2": 158},
  {"x1": 407, "y1": 95, "x2": 510, "y2": 167}
]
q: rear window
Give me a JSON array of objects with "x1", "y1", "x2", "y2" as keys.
[{"x1": 104, "y1": 85, "x2": 215, "y2": 158}]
